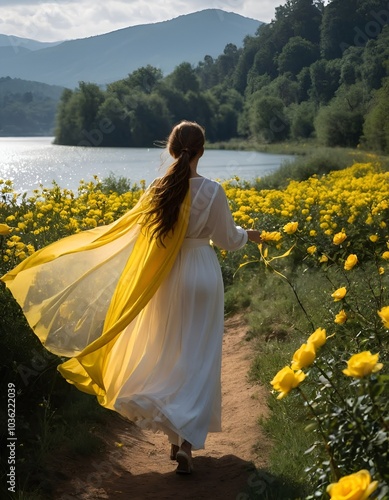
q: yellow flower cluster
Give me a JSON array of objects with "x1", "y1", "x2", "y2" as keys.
[
  {"x1": 224, "y1": 162, "x2": 389, "y2": 258},
  {"x1": 0, "y1": 178, "x2": 145, "y2": 268}
]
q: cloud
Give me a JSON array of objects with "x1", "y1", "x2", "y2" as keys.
[
  {"x1": 0, "y1": 0, "x2": 279, "y2": 42},
  {"x1": 0, "y1": 0, "x2": 80, "y2": 5}
]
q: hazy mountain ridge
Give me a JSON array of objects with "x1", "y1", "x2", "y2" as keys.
[
  {"x1": 0, "y1": 76, "x2": 65, "y2": 99},
  {"x1": 0, "y1": 34, "x2": 62, "y2": 52},
  {"x1": 0, "y1": 9, "x2": 262, "y2": 89},
  {"x1": 0, "y1": 77, "x2": 64, "y2": 136}
]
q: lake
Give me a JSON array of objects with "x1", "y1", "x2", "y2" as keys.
[{"x1": 0, "y1": 137, "x2": 294, "y2": 193}]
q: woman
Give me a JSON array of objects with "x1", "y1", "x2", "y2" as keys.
[{"x1": 2, "y1": 120, "x2": 262, "y2": 475}]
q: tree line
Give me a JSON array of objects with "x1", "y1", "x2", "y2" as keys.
[{"x1": 55, "y1": 0, "x2": 389, "y2": 153}]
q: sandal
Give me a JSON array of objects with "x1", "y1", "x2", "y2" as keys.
[
  {"x1": 175, "y1": 450, "x2": 193, "y2": 475},
  {"x1": 170, "y1": 444, "x2": 179, "y2": 460}
]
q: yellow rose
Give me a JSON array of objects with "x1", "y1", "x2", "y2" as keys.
[
  {"x1": 379, "y1": 267, "x2": 384, "y2": 275},
  {"x1": 377, "y1": 306, "x2": 389, "y2": 328},
  {"x1": 382, "y1": 251, "x2": 389, "y2": 260},
  {"x1": 333, "y1": 231, "x2": 347, "y2": 245},
  {"x1": 369, "y1": 234, "x2": 378, "y2": 242},
  {"x1": 343, "y1": 351, "x2": 383, "y2": 378},
  {"x1": 283, "y1": 222, "x2": 298, "y2": 234},
  {"x1": 307, "y1": 245, "x2": 317, "y2": 254},
  {"x1": 319, "y1": 254, "x2": 328, "y2": 263},
  {"x1": 335, "y1": 310, "x2": 347, "y2": 324},
  {"x1": 291, "y1": 343, "x2": 316, "y2": 370},
  {"x1": 270, "y1": 366, "x2": 306, "y2": 399},
  {"x1": 344, "y1": 254, "x2": 358, "y2": 271},
  {"x1": 327, "y1": 469, "x2": 378, "y2": 500},
  {"x1": 0, "y1": 223, "x2": 11, "y2": 235},
  {"x1": 307, "y1": 327, "x2": 326, "y2": 349},
  {"x1": 332, "y1": 287, "x2": 347, "y2": 301}
]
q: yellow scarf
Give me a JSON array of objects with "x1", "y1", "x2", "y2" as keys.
[{"x1": 2, "y1": 189, "x2": 191, "y2": 407}]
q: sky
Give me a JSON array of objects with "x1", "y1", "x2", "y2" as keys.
[{"x1": 0, "y1": 0, "x2": 281, "y2": 42}]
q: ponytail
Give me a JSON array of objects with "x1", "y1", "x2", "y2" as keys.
[{"x1": 142, "y1": 121, "x2": 205, "y2": 245}]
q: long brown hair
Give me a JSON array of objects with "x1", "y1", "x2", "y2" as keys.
[{"x1": 142, "y1": 120, "x2": 205, "y2": 243}]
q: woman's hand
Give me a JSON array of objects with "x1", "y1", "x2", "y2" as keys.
[{"x1": 246, "y1": 229, "x2": 263, "y2": 244}]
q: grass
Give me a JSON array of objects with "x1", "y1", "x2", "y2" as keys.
[
  {"x1": 207, "y1": 137, "x2": 315, "y2": 153},
  {"x1": 209, "y1": 136, "x2": 389, "y2": 161}
]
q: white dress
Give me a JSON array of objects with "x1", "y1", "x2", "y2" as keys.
[{"x1": 109, "y1": 177, "x2": 248, "y2": 449}]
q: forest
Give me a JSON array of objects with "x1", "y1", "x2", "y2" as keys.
[{"x1": 54, "y1": 0, "x2": 389, "y2": 153}]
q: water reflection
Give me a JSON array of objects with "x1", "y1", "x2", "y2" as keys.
[{"x1": 0, "y1": 137, "x2": 294, "y2": 193}]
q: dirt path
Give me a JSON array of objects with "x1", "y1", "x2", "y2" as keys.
[{"x1": 54, "y1": 314, "x2": 272, "y2": 499}]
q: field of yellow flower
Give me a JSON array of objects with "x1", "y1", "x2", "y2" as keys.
[
  {"x1": 224, "y1": 161, "x2": 389, "y2": 263},
  {"x1": 2, "y1": 161, "x2": 388, "y2": 274},
  {"x1": 0, "y1": 178, "x2": 145, "y2": 271}
]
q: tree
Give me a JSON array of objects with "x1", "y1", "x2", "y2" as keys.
[
  {"x1": 321, "y1": 0, "x2": 388, "y2": 59},
  {"x1": 54, "y1": 89, "x2": 83, "y2": 145},
  {"x1": 96, "y1": 96, "x2": 131, "y2": 147},
  {"x1": 157, "y1": 84, "x2": 187, "y2": 124},
  {"x1": 183, "y1": 91, "x2": 216, "y2": 140},
  {"x1": 77, "y1": 82, "x2": 105, "y2": 135},
  {"x1": 248, "y1": 94, "x2": 290, "y2": 142},
  {"x1": 212, "y1": 44, "x2": 240, "y2": 84},
  {"x1": 245, "y1": 29, "x2": 278, "y2": 81},
  {"x1": 339, "y1": 46, "x2": 364, "y2": 86},
  {"x1": 362, "y1": 77, "x2": 389, "y2": 153},
  {"x1": 296, "y1": 66, "x2": 312, "y2": 102},
  {"x1": 314, "y1": 83, "x2": 367, "y2": 147},
  {"x1": 196, "y1": 55, "x2": 218, "y2": 90},
  {"x1": 360, "y1": 26, "x2": 389, "y2": 91},
  {"x1": 168, "y1": 63, "x2": 200, "y2": 94},
  {"x1": 245, "y1": 72, "x2": 272, "y2": 96},
  {"x1": 287, "y1": 101, "x2": 316, "y2": 139},
  {"x1": 277, "y1": 36, "x2": 320, "y2": 75},
  {"x1": 129, "y1": 93, "x2": 171, "y2": 147},
  {"x1": 309, "y1": 59, "x2": 342, "y2": 104},
  {"x1": 253, "y1": 75, "x2": 299, "y2": 106},
  {"x1": 209, "y1": 86, "x2": 244, "y2": 140},
  {"x1": 231, "y1": 34, "x2": 264, "y2": 93},
  {"x1": 273, "y1": 0, "x2": 323, "y2": 45},
  {"x1": 125, "y1": 65, "x2": 163, "y2": 94}
]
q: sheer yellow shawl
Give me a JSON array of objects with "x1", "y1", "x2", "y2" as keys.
[{"x1": 1, "y1": 189, "x2": 190, "y2": 407}]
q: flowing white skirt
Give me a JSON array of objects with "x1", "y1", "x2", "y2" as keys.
[{"x1": 106, "y1": 238, "x2": 224, "y2": 450}]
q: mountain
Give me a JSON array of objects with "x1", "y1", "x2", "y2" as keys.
[
  {"x1": 0, "y1": 9, "x2": 262, "y2": 89},
  {"x1": 0, "y1": 34, "x2": 62, "y2": 52},
  {"x1": 0, "y1": 76, "x2": 65, "y2": 100}
]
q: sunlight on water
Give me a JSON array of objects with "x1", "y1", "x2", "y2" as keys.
[{"x1": 0, "y1": 137, "x2": 294, "y2": 193}]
